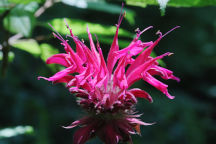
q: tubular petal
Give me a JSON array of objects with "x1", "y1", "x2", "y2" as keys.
[
  {"x1": 127, "y1": 52, "x2": 171, "y2": 87},
  {"x1": 142, "y1": 72, "x2": 175, "y2": 99},
  {"x1": 128, "y1": 88, "x2": 153, "y2": 103},
  {"x1": 46, "y1": 53, "x2": 71, "y2": 67},
  {"x1": 126, "y1": 35, "x2": 162, "y2": 76}
]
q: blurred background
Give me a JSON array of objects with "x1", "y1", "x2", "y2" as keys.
[{"x1": 0, "y1": 0, "x2": 216, "y2": 144}]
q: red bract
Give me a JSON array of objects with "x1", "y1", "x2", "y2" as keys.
[{"x1": 38, "y1": 9, "x2": 179, "y2": 144}]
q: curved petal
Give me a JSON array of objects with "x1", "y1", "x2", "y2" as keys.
[
  {"x1": 128, "y1": 88, "x2": 153, "y2": 103},
  {"x1": 113, "y1": 56, "x2": 128, "y2": 90},
  {"x1": 142, "y1": 72, "x2": 175, "y2": 99},
  {"x1": 148, "y1": 65, "x2": 180, "y2": 82},
  {"x1": 53, "y1": 75, "x2": 74, "y2": 84},
  {"x1": 107, "y1": 10, "x2": 125, "y2": 75},
  {"x1": 38, "y1": 66, "x2": 76, "y2": 82},
  {"x1": 127, "y1": 52, "x2": 171, "y2": 87},
  {"x1": 63, "y1": 117, "x2": 92, "y2": 129},
  {"x1": 87, "y1": 27, "x2": 100, "y2": 64},
  {"x1": 127, "y1": 118, "x2": 154, "y2": 126},
  {"x1": 46, "y1": 53, "x2": 70, "y2": 67},
  {"x1": 73, "y1": 124, "x2": 95, "y2": 144},
  {"x1": 126, "y1": 35, "x2": 162, "y2": 76}
]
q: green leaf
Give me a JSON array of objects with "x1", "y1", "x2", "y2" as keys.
[
  {"x1": 0, "y1": 0, "x2": 10, "y2": 14},
  {"x1": 126, "y1": 0, "x2": 216, "y2": 7},
  {"x1": 40, "y1": 43, "x2": 59, "y2": 71},
  {"x1": 125, "y1": 0, "x2": 216, "y2": 15},
  {"x1": 88, "y1": 2, "x2": 135, "y2": 25},
  {"x1": 126, "y1": 0, "x2": 154, "y2": 8},
  {"x1": 0, "y1": 0, "x2": 9, "y2": 6},
  {"x1": 167, "y1": 0, "x2": 216, "y2": 7},
  {"x1": 0, "y1": 8, "x2": 7, "y2": 15},
  {"x1": 3, "y1": 2, "x2": 38, "y2": 37},
  {"x1": 12, "y1": 39, "x2": 41, "y2": 56},
  {"x1": 0, "y1": 51, "x2": 15, "y2": 62},
  {"x1": 8, "y1": 0, "x2": 44, "y2": 4},
  {"x1": 49, "y1": 18, "x2": 132, "y2": 36},
  {"x1": 156, "y1": 0, "x2": 170, "y2": 16},
  {"x1": 0, "y1": 126, "x2": 34, "y2": 139},
  {"x1": 40, "y1": 43, "x2": 58, "y2": 62},
  {"x1": 43, "y1": 18, "x2": 133, "y2": 47},
  {"x1": 61, "y1": 0, "x2": 136, "y2": 25},
  {"x1": 12, "y1": 39, "x2": 59, "y2": 63}
]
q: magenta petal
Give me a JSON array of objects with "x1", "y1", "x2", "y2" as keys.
[
  {"x1": 87, "y1": 27, "x2": 100, "y2": 64},
  {"x1": 127, "y1": 118, "x2": 154, "y2": 126},
  {"x1": 74, "y1": 89, "x2": 89, "y2": 99},
  {"x1": 63, "y1": 117, "x2": 92, "y2": 129},
  {"x1": 73, "y1": 38, "x2": 87, "y2": 62},
  {"x1": 148, "y1": 65, "x2": 180, "y2": 82},
  {"x1": 125, "y1": 92, "x2": 137, "y2": 104},
  {"x1": 107, "y1": 11, "x2": 125, "y2": 75},
  {"x1": 46, "y1": 53, "x2": 71, "y2": 67},
  {"x1": 66, "y1": 78, "x2": 77, "y2": 88},
  {"x1": 127, "y1": 52, "x2": 171, "y2": 87},
  {"x1": 113, "y1": 40, "x2": 146, "y2": 60},
  {"x1": 40, "y1": 66, "x2": 75, "y2": 82},
  {"x1": 113, "y1": 56, "x2": 128, "y2": 89},
  {"x1": 102, "y1": 124, "x2": 119, "y2": 144},
  {"x1": 83, "y1": 46, "x2": 100, "y2": 72},
  {"x1": 63, "y1": 41, "x2": 84, "y2": 71},
  {"x1": 73, "y1": 124, "x2": 95, "y2": 144},
  {"x1": 142, "y1": 72, "x2": 175, "y2": 99},
  {"x1": 53, "y1": 75, "x2": 74, "y2": 84},
  {"x1": 126, "y1": 35, "x2": 162, "y2": 76},
  {"x1": 117, "y1": 120, "x2": 135, "y2": 135},
  {"x1": 128, "y1": 88, "x2": 153, "y2": 103}
]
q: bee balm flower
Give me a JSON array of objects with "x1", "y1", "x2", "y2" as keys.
[{"x1": 38, "y1": 10, "x2": 179, "y2": 144}]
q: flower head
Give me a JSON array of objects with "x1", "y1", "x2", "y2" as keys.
[{"x1": 39, "y1": 9, "x2": 179, "y2": 144}]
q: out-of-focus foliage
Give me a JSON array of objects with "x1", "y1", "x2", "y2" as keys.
[
  {"x1": 125, "y1": 0, "x2": 216, "y2": 15},
  {"x1": 0, "y1": 0, "x2": 9, "y2": 14},
  {"x1": 62, "y1": 0, "x2": 136, "y2": 25},
  {"x1": 12, "y1": 39, "x2": 42, "y2": 57},
  {"x1": 0, "y1": 0, "x2": 216, "y2": 144},
  {"x1": 0, "y1": 51, "x2": 14, "y2": 62},
  {"x1": 48, "y1": 18, "x2": 132, "y2": 37},
  {"x1": 125, "y1": 0, "x2": 216, "y2": 7},
  {"x1": 0, "y1": 126, "x2": 34, "y2": 139},
  {"x1": 46, "y1": 18, "x2": 132, "y2": 47},
  {"x1": 12, "y1": 39, "x2": 58, "y2": 62},
  {"x1": 8, "y1": 0, "x2": 44, "y2": 4},
  {"x1": 3, "y1": 2, "x2": 38, "y2": 37}
]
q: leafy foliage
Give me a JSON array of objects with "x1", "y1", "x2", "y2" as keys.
[
  {"x1": 61, "y1": 0, "x2": 136, "y2": 24},
  {"x1": 125, "y1": 0, "x2": 216, "y2": 15},
  {"x1": 8, "y1": 0, "x2": 44, "y2": 4},
  {"x1": 12, "y1": 39, "x2": 58, "y2": 62},
  {"x1": 0, "y1": 51, "x2": 14, "y2": 62},
  {"x1": 126, "y1": 0, "x2": 216, "y2": 7},
  {"x1": 3, "y1": 2, "x2": 38, "y2": 37},
  {"x1": 45, "y1": 18, "x2": 132, "y2": 46},
  {"x1": 0, "y1": 0, "x2": 10, "y2": 14},
  {"x1": 0, "y1": 126, "x2": 33, "y2": 139}
]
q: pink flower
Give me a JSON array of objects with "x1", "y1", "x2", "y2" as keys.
[{"x1": 38, "y1": 9, "x2": 179, "y2": 144}]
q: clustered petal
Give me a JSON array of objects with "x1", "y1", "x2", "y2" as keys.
[{"x1": 39, "y1": 10, "x2": 179, "y2": 144}]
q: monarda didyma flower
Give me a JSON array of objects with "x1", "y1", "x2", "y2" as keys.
[{"x1": 39, "y1": 8, "x2": 180, "y2": 144}]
